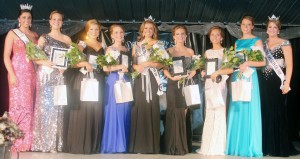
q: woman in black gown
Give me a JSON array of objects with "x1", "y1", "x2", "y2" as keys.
[
  {"x1": 163, "y1": 25, "x2": 196, "y2": 155},
  {"x1": 129, "y1": 18, "x2": 163, "y2": 154},
  {"x1": 65, "y1": 19, "x2": 105, "y2": 154},
  {"x1": 260, "y1": 15, "x2": 294, "y2": 157}
]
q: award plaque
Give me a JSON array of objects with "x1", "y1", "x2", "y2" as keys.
[
  {"x1": 172, "y1": 56, "x2": 186, "y2": 76},
  {"x1": 205, "y1": 58, "x2": 218, "y2": 78},
  {"x1": 88, "y1": 54, "x2": 98, "y2": 69},
  {"x1": 120, "y1": 54, "x2": 129, "y2": 68},
  {"x1": 50, "y1": 47, "x2": 68, "y2": 69}
]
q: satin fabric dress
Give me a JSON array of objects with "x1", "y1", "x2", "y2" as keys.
[
  {"x1": 101, "y1": 50, "x2": 132, "y2": 153},
  {"x1": 129, "y1": 43, "x2": 161, "y2": 154},
  {"x1": 164, "y1": 56, "x2": 191, "y2": 155},
  {"x1": 226, "y1": 37, "x2": 263, "y2": 157},
  {"x1": 65, "y1": 47, "x2": 105, "y2": 154}
]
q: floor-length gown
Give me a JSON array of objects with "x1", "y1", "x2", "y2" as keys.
[
  {"x1": 260, "y1": 40, "x2": 292, "y2": 157},
  {"x1": 101, "y1": 50, "x2": 132, "y2": 153},
  {"x1": 164, "y1": 56, "x2": 191, "y2": 155},
  {"x1": 65, "y1": 47, "x2": 105, "y2": 154},
  {"x1": 8, "y1": 37, "x2": 36, "y2": 151},
  {"x1": 198, "y1": 49, "x2": 227, "y2": 155},
  {"x1": 31, "y1": 35, "x2": 68, "y2": 152},
  {"x1": 129, "y1": 44, "x2": 161, "y2": 154},
  {"x1": 225, "y1": 37, "x2": 263, "y2": 157}
]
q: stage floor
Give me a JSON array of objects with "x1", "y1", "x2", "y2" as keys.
[
  {"x1": 10, "y1": 152, "x2": 300, "y2": 159},
  {"x1": 9, "y1": 141, "x2": 300, "y2": 159}
]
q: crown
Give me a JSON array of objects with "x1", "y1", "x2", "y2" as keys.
[
  {"x1": 144, "y1": 15, "x2": 155, "y2": 22},
  {"x1": 20, "y1": 3, "x2": 33, "y2": 10},
  {"x1": 268, "y1": 14, "x2": 280, "y2": 20}
]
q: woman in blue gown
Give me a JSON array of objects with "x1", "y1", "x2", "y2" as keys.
[
  {"x1": 225, "y1": 16, "x2": 266, "y2": 157},
  {"x1": 100, "y1": 24, "x2": 132, "y2": 153}
]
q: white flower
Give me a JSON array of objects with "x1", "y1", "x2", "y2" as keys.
[
  {"x1": 106, "y1": 56, "x2": 112, "y2": 63},
  {"x1": 192, "y1": 55, "x2": 201, "y2": 60},
  {"x1": 0, "y1": 123, "x2": 6, "y2": 130},
  {"x1": 110, "y1": 50, "x2": 120, "y2": 60},
  {"x1": 153, "y1": 43, "x2": 160, "y2": 49},
  {"x1": 162, "y1": 51, "x2": 170, "y2": 59}
]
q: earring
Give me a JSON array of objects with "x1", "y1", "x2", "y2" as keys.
[
  {"x1": 112, "y1": 39, "x2": 115, "y2": 44},
  {"x1": 174, "y1": 40, "x2": 176, "y2": 45},
  {"x1": 18, "y1": 23, "x2": 20, "y2": 28},
  {"x1": 29, "y1": 24, "x2": 32, "y2": 28},
  {"x1": 122, "y1": 39, "x2": 125, "y2": 43},
  {"x1": 86, "y1": 35, "x2": 89, "y2": 40},
  {"x1": 221, "y1": 39, "x2": 223, "y2": 44},
  {"x1": 184, "y1": 40, "x2": 186, "y2": 45},
  {"x1": 277, "y1": 32, "x2": 280, "y2": 34}
]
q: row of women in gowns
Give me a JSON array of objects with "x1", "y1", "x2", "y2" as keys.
[{"x1": 4, "y1": 4, "x2": 296, "y2": 157}]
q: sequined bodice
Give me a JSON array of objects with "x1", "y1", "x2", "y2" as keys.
[
  {"x1": 43, "y1": 34, "x2": 69, "y2": 57},
  {"x1": 263, "y1": 40, "x2": 290, "y2": 79}
]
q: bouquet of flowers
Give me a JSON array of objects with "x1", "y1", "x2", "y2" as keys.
[
  {"x1": 25, "y1": 41, "x2": 48, "y2": 60},
  {"x1": 221, "y1": 46, "x2": 242, "y2": 69},
  {"x1": 190, "y1": 54, "x2": 205, "y2": 70},
  {"x1": 0, "y1": 112, "x2": 23, "y2": 145},
  {"x1": 131, "y1": 71, "x2": 140, "y2": 79},
  {"x1": 148, "y1": 43, "x2": 172, "y2": 67},
  {"x1": 221, "y1": 46, "x2": 264, "y2": 69},
  {"x1": 65, "y1": 42, "x2": 87, "y2": 67},
  {"x1": 96, "y1": 49, "x2": 120, "y2": 68}
]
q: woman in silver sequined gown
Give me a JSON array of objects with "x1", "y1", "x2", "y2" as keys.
[{"x1": 31, "y1": 11, "x2": 72, "y2": 152}]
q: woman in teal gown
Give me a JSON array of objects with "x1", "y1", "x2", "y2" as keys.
[{"x1": 225, "y1": 16, "x2": 266, "y2": 157}]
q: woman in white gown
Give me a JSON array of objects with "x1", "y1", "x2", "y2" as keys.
[{"x1": 197, "y1": 26, "x2": 232, "y2": 155}]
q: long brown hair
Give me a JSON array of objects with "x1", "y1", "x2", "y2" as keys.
[{"x1": 137, "y1": 20, "x2": 158, "y2": 42}]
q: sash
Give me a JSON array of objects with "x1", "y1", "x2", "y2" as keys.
[
  {"x1": 138, "y1": 42, "x2": 163, "y2": 102},
  {"x1": 265, "y1": 43, "x2": 286, "y2": 89},
  {"x1": 12, "y1": 29, "x2": 30, "y2": 44}
]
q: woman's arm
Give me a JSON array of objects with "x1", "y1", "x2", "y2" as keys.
[
  {"x1": 3, "y1": 31, "x2": 17, "y2": 86},
  {"x1": 103, "y1": 48, "x2": 127, "y2": 73},
  {"x1": 282, "y1": 44, "x2": 293, "y2": 94},
  {"x1": 239, "y1": 39, "x2": 266, "y2": 71}
]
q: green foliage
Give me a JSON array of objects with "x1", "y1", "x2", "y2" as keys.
[
  {"x1": 190, "y1": 55, "x2": 205, "y2": 70},
  {"x1": 130, "y1": 71, "x2": 140, "y2": 79},
  {"x1": 221, "y1": 46, "x2": 264, "y2": 69},
  {"x1": 149, "y1": 47, "x2": 173, "y2": 66},
  {"x1": 96, "y1": 52, "x2": 119, "y2": 68},
  {"x1": 25, "y1": 41, "x2": 48, "y2": 60},
  {"x1": 65, "y1": 42, "x2": 86, "y2": 67}
]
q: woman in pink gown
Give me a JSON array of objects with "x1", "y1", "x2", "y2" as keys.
[{"x1": 3, "y1": 4, "x2": 38, "y2": 151}]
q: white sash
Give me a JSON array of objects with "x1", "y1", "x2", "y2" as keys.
[
  {"x1": 12, "y1": 29, "x2": 30, "y2": 44},
  {"x1": 265, "y1": 43, "x2": 286, "y2": 88},
  {"x1": 138, "y1": 42, "x2": 163, "y2": 103}
]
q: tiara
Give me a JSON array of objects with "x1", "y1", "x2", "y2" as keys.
[
  {"x1": 20, "y1": 3, "x2": 33, "y2": 11},
  {"x1": 144, "y1": 15, "x2": 155, "y2": 22},
  {"x1": 268, "y1": 14, "x2": 280, "y2": 20}
]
